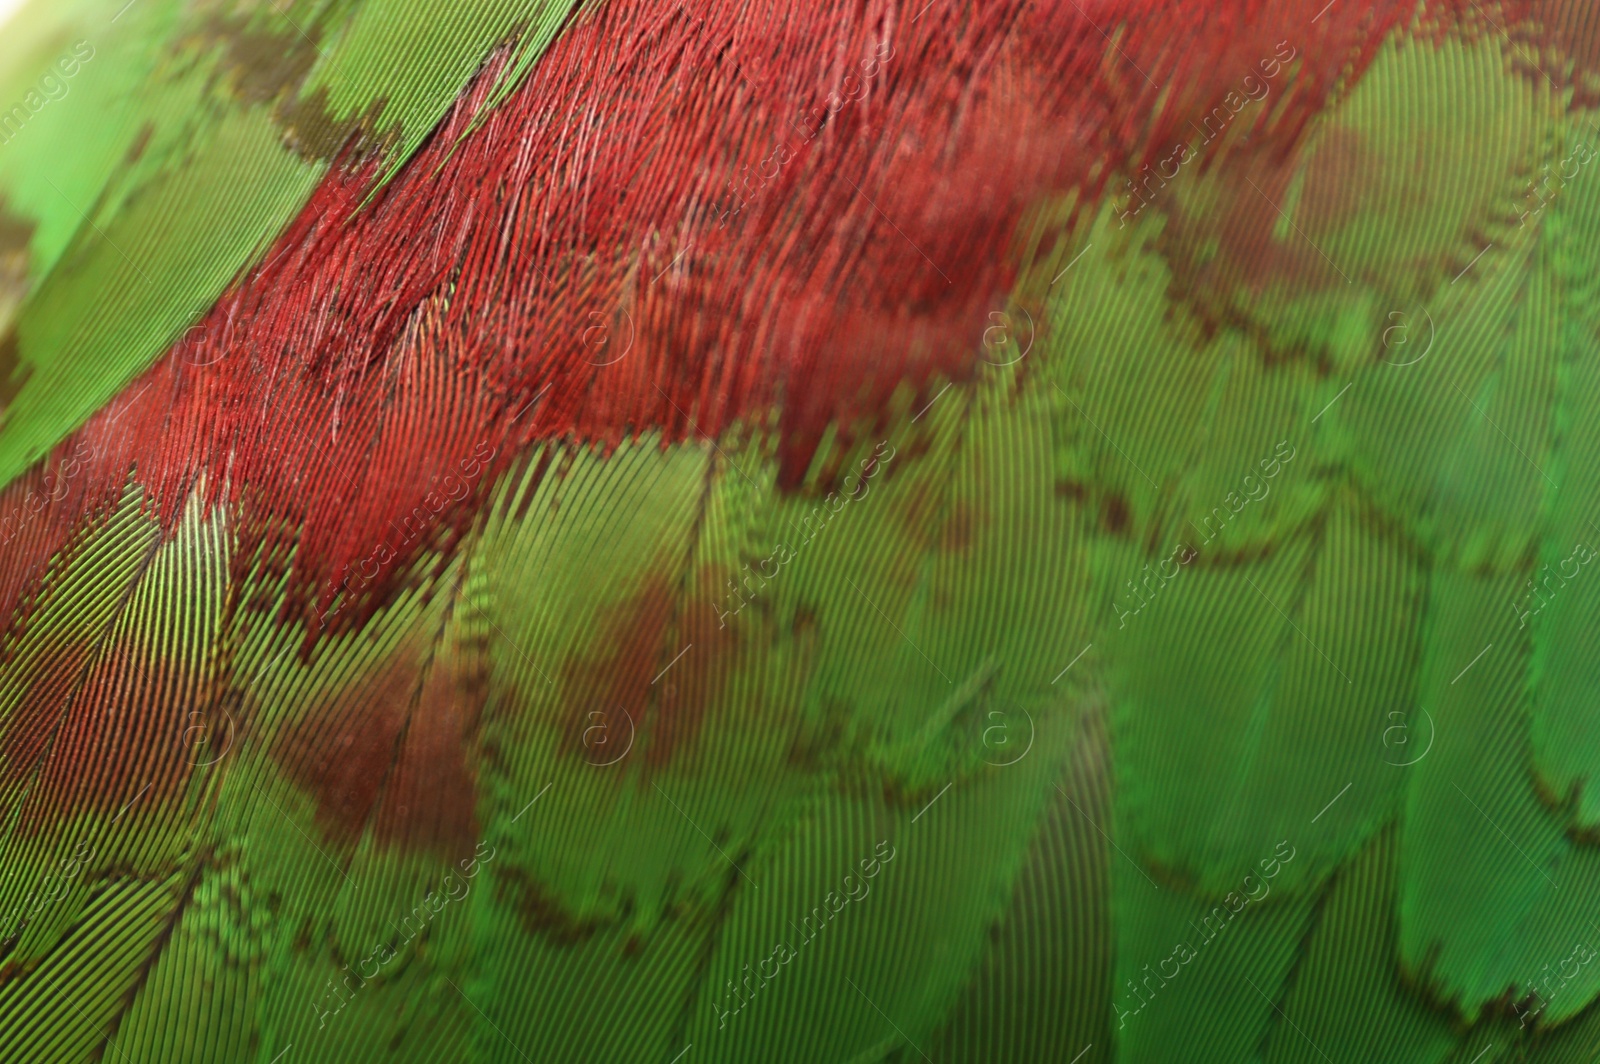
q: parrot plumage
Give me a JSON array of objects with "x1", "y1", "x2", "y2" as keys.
[{"x1": 0, "y1": 1, "x2": 1598, "y2": 1062}]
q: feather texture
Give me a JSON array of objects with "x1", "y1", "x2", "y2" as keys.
[{"x1": 2, "y1": 0, "x2": 1600, "y2": 1061}]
